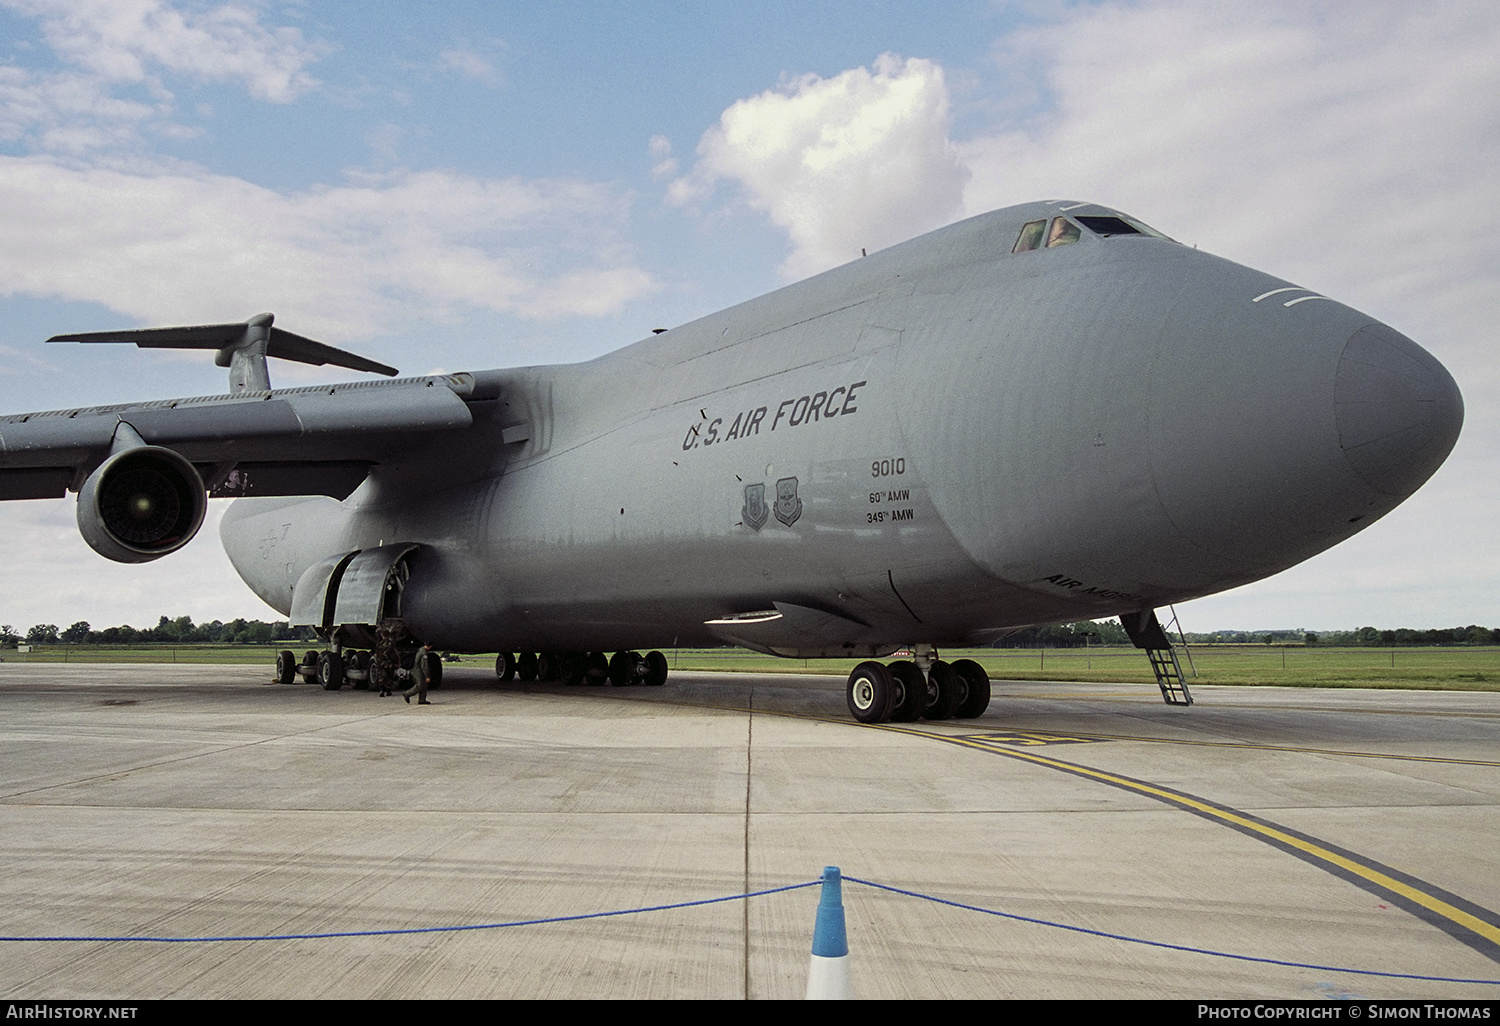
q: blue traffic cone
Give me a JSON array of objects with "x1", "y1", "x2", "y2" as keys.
[{"x1": 805, "y1": 865, "x2": 851, "y2": 999}]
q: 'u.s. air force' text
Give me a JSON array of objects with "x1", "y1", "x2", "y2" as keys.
[{"x1": 682, "y1": 380, "x2": 866, "y2": 451}]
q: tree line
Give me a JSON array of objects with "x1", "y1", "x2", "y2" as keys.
[
  {"x1": 3, "y1": 616, "x2": 318, "y2": 647},
  {"x1": 1189, "y1": 626, "x2": 1500, "y2": 647},
  {"x1": 997, "y1": 621, "x2": 1500, "y2": 648}
]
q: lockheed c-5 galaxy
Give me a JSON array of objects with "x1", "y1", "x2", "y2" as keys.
[{"x1": 0, "y1": 201, "x2": 1464, "y2": 722}]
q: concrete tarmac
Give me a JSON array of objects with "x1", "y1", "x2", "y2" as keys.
[{"x1": 1, "y1": 661, "x2": 1497, "y2": 1000}]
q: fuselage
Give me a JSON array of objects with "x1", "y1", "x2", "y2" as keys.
[{"x1": 220, "y1": 201, "x2": 1463, "y2": 654}]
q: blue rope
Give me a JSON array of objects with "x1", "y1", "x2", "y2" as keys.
[
  {"x1": 0, "y1": 880, "x2": 822, "y2": 944},
  {"x1": 6, "y1": 873, "x2": 1499, "y2": 986},
  {"x1": 842, "y1": 876, "x2": 1500, "y2": 986}
]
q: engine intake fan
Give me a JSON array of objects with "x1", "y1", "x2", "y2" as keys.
[{"x1": 77, "y1": 424, "x2": 206, "y2": 563}]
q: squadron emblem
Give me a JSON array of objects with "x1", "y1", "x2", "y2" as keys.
[
  {"x1": 774, "y1": 476, "x2": 802, "y2": 526},
  {"x1": 742, "y1": 482, "x2": 769, "y2": 531}
]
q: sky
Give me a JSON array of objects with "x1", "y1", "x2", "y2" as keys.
[{"x1": 0, "y1": 0, "x2": 1495, "y2": 635}]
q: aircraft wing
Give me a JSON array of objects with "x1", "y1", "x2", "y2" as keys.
[{"x1": 0, "y1": 373, "x2": 478, "y2": 503}]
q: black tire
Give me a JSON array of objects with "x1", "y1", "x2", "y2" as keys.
[
  {"x1": 317, "y1": 651, "x2": 344, "y2": 691},
  {"x1": 887, "y1": 660, "x2": 925, "y2": 722},
  {"x1": 923, "y1": 660, "x2": 960, "y2": 720},
  {"x1": 518, "y1": 651, "x2": 538, "y2": 682},
  {"x1": 950, "y1": 659, "x2": 991, "y2": 719},
  {"x1": 585, "y1": 651, "x2": 609, "y2": 685},
  {"x1": 424, "y1": 650, "x2": 443, "y2": 690},
  {"x1": 495, "y1": 651, "x2": 516, "y2": 681},
  {"x1": 536, "y1": 651, "x2": 557, "y2": 681},
  {"x1": 559, "y1": 651, "x2": 586, "y2": 686},
  {"x1": 350, "y1": 651, "x2": 370, "y2": 690},
  {"x1": 275, "y1": 650, "x2": 297, "y2": 685},
  {"x1": 608, "y1": 650, "x2": 639, "y2": 686},
  {"x1": 643, "y1": 650, "x2": 668, "y2": 686},
  {"x1": 847, "y1": 661, "x2": 895, "y2": 723}
]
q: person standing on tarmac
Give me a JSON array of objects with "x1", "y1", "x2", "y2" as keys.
[
  {"x1": 403, "y1": 642, "x2": 436, "y2": 705},
  {"x1": 374, "y1": 628, "x2": 398, "y2": 697}
]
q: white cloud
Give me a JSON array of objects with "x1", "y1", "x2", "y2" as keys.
[
  {"x1": 0, "y1": 64, "x2": 160, "y2": 153},
  {"x1": 0, "y1": 0, "x2": 329, "y2": 154},
  {"x1": 671, "y1": 53, "x2": 969, "y2": 279},
  {"x1": 438, "y1": 44, "x2": 502, "y2": 87},
  {"x1": 5, "y1": 0, "x2": 327, "y2": 102},
  {"x1": 647, "y1": 134, "x2": 677, "y2": 180},
  {"x1": 0, "y1": 158, "x2": 658, "y2": 337}
]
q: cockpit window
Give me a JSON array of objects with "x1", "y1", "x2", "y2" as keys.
[
  {"x1": 1046, "y1": 217, "x2": 1081, "y2": 248},
  {"x1": 1076, "y1": 215, "x2": 1143, "y2": 237},
  {"x1": 1080, "y1": 214, "x2": 1174, "y2": 241},
  {"x1": 1012, "y1": 220, "x2": 1046, "y2": 253}
]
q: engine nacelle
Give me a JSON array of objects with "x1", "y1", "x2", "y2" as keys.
[{"x1": 77, "y1": 444, "x2": 207, "y2": 563}]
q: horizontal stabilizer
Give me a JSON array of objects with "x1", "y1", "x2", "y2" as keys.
[
  {"x1": 48, "y1": 314, "x2": 398, "y2": 381},
  {"x1": 264, "y1": 327, "x2": 398, "y2": 377}
]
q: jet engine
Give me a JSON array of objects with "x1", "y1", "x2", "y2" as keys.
[{"x1": 76, "y1": 441, "x2": 206, "y2": 563}]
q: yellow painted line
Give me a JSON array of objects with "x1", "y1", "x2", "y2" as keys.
[
  {"x1": 978, "y1": 730, "x2": 1500, "y2": 767},
  {"x1": 992, "y1": 692, "x2": 1500, "y2": 719},
  {"x1": 883, "y1": 725, "x2": 1500, "y2": 950}
]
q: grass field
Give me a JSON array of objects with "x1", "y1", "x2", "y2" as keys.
[
  {"x1": 664, "y1": 645, "x2": 1500, "y2": 691},
  {"x1": 6, "y1": 643, "x2": 1500, "y2": 691}
]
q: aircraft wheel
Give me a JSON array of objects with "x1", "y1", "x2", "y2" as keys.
[
  {"x1": 537, "y1": 651, "x2": 558, "y2": 681},
  {"x1": 643, "y1": 650, "x2": 669, "y2": 686},
  {"x1": 886, "y1": 660, "x2": 925, "y2": 722},
  {"x1": 950, "y1": 659, "x2": 991, "y2": 719},
  {"x1": 847, "y1": 661, "x2": 895, "y2": 723},
  {"x1": 368, "y1": 653, "x2": 388, "y2": 693},
  {"x1": 923, "y1": 660, "x2": 960, "y2": 720},
  {"x1": 424, "y1": 650, "x2": 443, "y2": 690},
  {"x1": 518, "y1": 651, "x2": 538, "y2": 682},
  {"x1": 295, "y1": 650, "x2": 318, "y2": 683},
  {"x1": 608, "y1": 650, "x2": 640, "y2": 686},
  {"x1": 349, "y1": 651, "x2": 370, "y2": 690},
  {"x1": 275, "y1": 650, "x2": 297, "y2": 685},
  {"x1": 559, "y1": 651, "x2": 586, "y2": 686},
  {"x1": 317, "y1": 651, "x2": 344, "y2": 691},
  {"x1": 495, "y1": 651, "x2": 516, "y2": 681},
  {"x1": 585, "y1": 651, "x2": 609, "y2": 685}
]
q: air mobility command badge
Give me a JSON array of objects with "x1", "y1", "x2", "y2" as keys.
[
  {"x1": 774, "y1": 476, "x2": 802, "y2": 526},
  {"x1": 742, "y1": 483, "x2": 769, "y2": 531}
]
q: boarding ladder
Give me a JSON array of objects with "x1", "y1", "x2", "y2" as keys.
[{"x1": 1121, "y1": 608, "x2": 1194, "y2": 706}]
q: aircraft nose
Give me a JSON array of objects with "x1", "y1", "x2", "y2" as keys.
[
  {"x1": 1143, "y1": 300, "x2": 1462, "y2": 592},
  {"x1": 1335, "y1": 322, "x2": 1464, "y2": 498}
]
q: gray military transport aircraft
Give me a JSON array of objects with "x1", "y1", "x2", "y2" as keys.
[{"x1": 0, "y1": 201, "x2": 1464, "y2": 723}]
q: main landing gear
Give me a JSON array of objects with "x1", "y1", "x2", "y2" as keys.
[
  {"x1": 846, "y1": 653, "x2": 990, "y2": 725},
  {"x1": 275, "y1": 643, "x2": 439, "y2": 692},
  {"x1": 495, "y1": 650, "x2": 670, "y2": 688}
]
